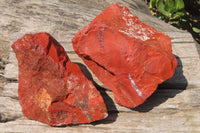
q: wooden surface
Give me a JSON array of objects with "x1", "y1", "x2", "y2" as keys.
[{"x1": 0, "y1": 0, "x2": 200, "y2": 132}]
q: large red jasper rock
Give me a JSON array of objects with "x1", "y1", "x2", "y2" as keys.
[
  {"x1": 72, "y1": 3, "x2": 177, "y2": 108},
  {"x1": 12, "y1": 33, "x2": 107, "y2": 126}
]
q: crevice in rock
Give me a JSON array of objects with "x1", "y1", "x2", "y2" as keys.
[{"x1": 83, "y1": 55, "x2": 115, "y2": 76}]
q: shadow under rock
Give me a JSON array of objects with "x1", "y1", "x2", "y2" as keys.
[
  {"x1": 75, "y1": 63, "x2": 118, "y2": 124},
  {"x1": 133, "y1": 55, "x2": 188, "y2": 112},
  {"x1": 75, "y1": 55, "x2": 187, "y2": 113}
]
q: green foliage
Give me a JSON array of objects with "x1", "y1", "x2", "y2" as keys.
[
  {"x1": 150, "y1": 0, "x2": 185, "y2": 20},
  {"x1": 149, "y1": 0, "x2": 160, "y2": 8},
  {"x1": 192, "y1": 27, "x2": 200, "y2": 33},
  {"x1": 148, "y1": 0, "x2": 200, "y2": 44}
]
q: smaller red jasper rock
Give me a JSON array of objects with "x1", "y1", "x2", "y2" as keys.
[
  {"x1": 72, "y1": 3, "x2": 177, "y2": 108},
  {"x1": 12, "y1": 33, "x2": 107, "y2": 126}
]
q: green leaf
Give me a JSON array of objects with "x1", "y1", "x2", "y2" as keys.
[
  {"x1": 149, "y1": 0, "x2": 155, "y2": 9},
  {"x1": 192, "y1": 27, "x2": 200, "y2": 33},
  {"x1": 171, "y1": 11, "x2": 185, "y2": 19},
  {"x1": 175, "y1": 0, "x2": 185, "y2": 11},
  {"x1": 158, "y1": 14, "x2": 164, "y2": 19},
  {"x1": 150, "y1": 0, "x2": 160, "y2": 8},
  {"x1": 156, "y1": 0, "x2": 160, "y2": 5},
  {"x1": 157, "y1": 0, "x2": 170, "y2": 17},
  {"x1": 165, "y1": 0, "x2": 175, "y2": 13},
  {"x1": 181, "y1": 18, "x2": 187, "y2": 22}
]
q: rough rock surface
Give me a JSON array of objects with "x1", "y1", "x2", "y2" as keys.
[
  {"x1": 72, "y1": 3, "x2": 177, "y2": 108},
  {"x1": 12, "y1": 33, "x2": 107, "y2": 126}
]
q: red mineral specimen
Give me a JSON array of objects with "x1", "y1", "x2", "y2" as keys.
[
  {"x1": 72, "y1": 3, "x2": 177, "y2": 108},
  {"x1": 12, "y1": 33, "x2": 107, "y2": 126}
]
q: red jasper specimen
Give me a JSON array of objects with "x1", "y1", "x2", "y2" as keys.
[
  {"x1": 72, "y1": 3, "x2": 177, "y2": 108},
  {"x1": 12, "y1": 33, "x2": 107, "y2": 126}
]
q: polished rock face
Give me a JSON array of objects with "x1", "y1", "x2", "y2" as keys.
[
  {"x1": 72, "y1": 3, "x2": 177, "y2": 108},
  {"x1": 12, "y1": 33, "x2": 107, "y2": 126}
]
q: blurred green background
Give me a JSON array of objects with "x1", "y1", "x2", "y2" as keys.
[{"x1": 146, "y1": 0, "x2": 200, "y2": 44}]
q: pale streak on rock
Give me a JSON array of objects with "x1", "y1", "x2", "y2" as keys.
[
  {"x1": 119, "y1": 9, "x2": 154, "y2": 41},
  {"x1": 128, "y1": 73, "x2": 145, "y2": 99},
  {"x1": 97, "y1": 24, "x2": 105, "y2": 48}
]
